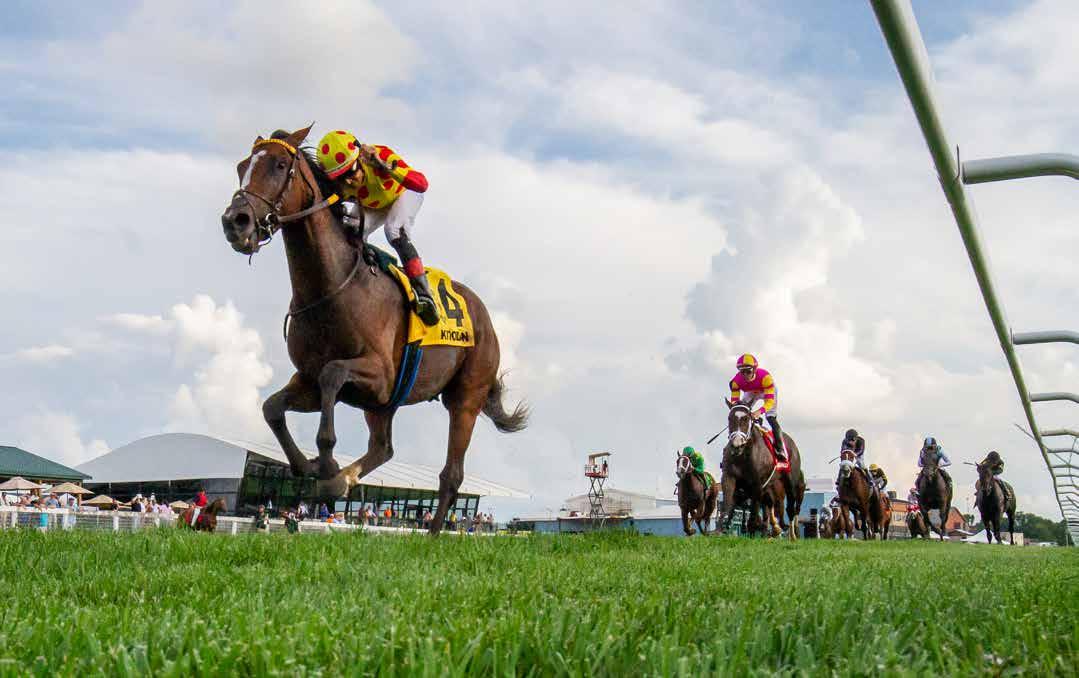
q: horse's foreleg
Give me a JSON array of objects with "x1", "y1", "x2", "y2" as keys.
[
  {"x1": 681, "y1": 507, "x2": 695, "y2": 536},
  {"x1": 263, "y1": 374, "x2": 321, "y2": 477},
  {"x1": 316, "y1": 356, "x2": 392, "y2": 480},
  {"x1": 323, "y1": 409, "x2": 395, "y2": 499},
  {"x1": 430, "y1": 404, "x2": 481, "y2": 535}
]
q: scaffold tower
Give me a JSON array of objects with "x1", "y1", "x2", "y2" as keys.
[{"x1": 584, "y1": 452, "x2": 611, "y2": 521}]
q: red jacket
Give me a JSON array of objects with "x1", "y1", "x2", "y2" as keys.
[{"x1": 194, "y1": 492, "x2": 208, "y2": 508}]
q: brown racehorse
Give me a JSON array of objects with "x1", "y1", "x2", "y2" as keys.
[
  {"x1": 675, "y1": 453, "x2": 719, "y2": 536},
  {"x1": 906, "y1": 507, "x2": 930, "y2": 539},
  {"x1": 835, "y1": 449, "x2": 872, "y2": 539},
  {"x1": 975, "y1": 462, "x2": 1017, "y2": 544},
  {"x1": 833, "y1": 505, "x2": 855, "y2": 539},
  {"x1": 717, "y1": 402, "x2": 804, "y2": 539},
  {"x1": 867, "y1": 489, "x2": 892, "y2": 540},
  {"x1": 220, "y1": 127, "x2": 528, "y2": 534},
  {"x1": 817, "y1": 511, "x2": 834, "y2": 539},
  {"x1": 916, "y1": 449, "x2": 953, "y2": 541},
  {"x1": 179, "y1": 498, "x2": 227, "y2": 532}
]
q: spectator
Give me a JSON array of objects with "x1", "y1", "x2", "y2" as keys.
[
  {"x1": 35, "y1": 500, "x2": 48, "y2": 532},
  {"x1": 382, "y1": 507, "x2": 392, "y2": 526},
  {"x1": 297, "y1": 501, "x2": 309, "y2": 521},
  {"x1": 254, "y1": 505, "x2": 270, "y2": 532},
  {"x1": 266, "y1": 497, "x2": 274, "y2": 516},
  {"x1": 422, "y1": 510, "x2": 433, "y2": 530},
  {"x1": 44, "y1": 493, "x2": 61, "y2": 509},
  {"x1": 284, "y1": 511, "x2": 299, "y2": 534},
  {"x1": 448, "y1": 511, "x2": 458, "y2": 531},
  {"x1": 318, "y1": 503, "x2": 330, "y2": 520}
]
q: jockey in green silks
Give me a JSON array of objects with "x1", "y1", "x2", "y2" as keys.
[{"x1": 682, "y1": 446, "x2": 714, "y2": 490}]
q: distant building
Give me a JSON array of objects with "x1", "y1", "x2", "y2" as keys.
[
  {"x1": 77, "y1": 433, "x2": 527, "y2": 519},
  {"x1": 0, "y1": 445, "x2": 91, "y2": 485}
]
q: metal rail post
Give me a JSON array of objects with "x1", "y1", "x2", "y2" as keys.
[{"x1": 871, "y1": 0, "x2": 1078, "y2": 544}]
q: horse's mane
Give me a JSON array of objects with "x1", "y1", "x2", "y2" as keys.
[{"x1": 269, "y1": 130, "x2": 339, "y2": 202}]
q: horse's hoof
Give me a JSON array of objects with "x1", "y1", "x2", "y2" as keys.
[
  {"x1": 685, "y1": 528, "x2": 697, "y2": 536},
  {"x1": 316, "y1": 469, "x2": 356, "y2": 498}
]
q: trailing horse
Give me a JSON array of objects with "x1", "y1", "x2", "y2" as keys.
[
  {"x1": 915, "y1": 448, "x2": 953, "y2": 541},
  {"x1": 675, "y1": 453, "x2": 719, "y2": 536},
  {"x1": 906, "y1": 508, "x2": 930, "y2": 539},
  {"x1": 975, "y1": 461, "x2": 1016, "y2": 544},
  {"x1": 179, "y1": 498, "x2": 227, "y2": 532},
  {"x1": 717, "y1": 402, "x2": 804, "y2": 539},
  {"x1": 867, "y1": 490, "x2": 892, "y2": 540},
  {"x1": 220, "y1": 127, "x2": 528, "y2": 534},
  {"x1": 835, "y1": 448, "x2": 872, "y2": 539}
]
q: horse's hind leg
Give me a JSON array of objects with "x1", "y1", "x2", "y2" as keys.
[
  {"x1": 263, "y1": 373, "x2": 322, "y2": 477},
  {"x1": 429, "y1": 402, "x2": 483, "y2": 535}
]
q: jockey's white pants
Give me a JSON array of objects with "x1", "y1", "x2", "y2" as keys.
[
  {"x1": 736, "y1": 394, "x2": 779, "y2": 419},
  {"x1": 190, "y1": 507, "x2": 201, "y2": 527},
  {"x1": 362, "y1": 190, "x2": 424, "y2": 243}
]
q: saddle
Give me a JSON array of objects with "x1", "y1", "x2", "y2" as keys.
[
  {"x1": 694, "y1": 471, "x2": 715, "y2": 491},
  {"x1": 755, "y1": 425, "x2": 790, "y2": 473}
]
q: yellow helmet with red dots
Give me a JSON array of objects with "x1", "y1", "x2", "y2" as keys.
[{"x1": 317, "y1": 130, "x2": 360, "y2": 178}]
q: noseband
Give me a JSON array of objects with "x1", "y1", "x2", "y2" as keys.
[
  {"x1": 728, "y1": 404, "x2": 753, "y2": 449},
  {"x1": 233, "y1": 138, "x2": 340, "y2": 250}
]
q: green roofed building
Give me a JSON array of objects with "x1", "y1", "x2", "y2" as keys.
[{"x1": 0, "y1": 445, "x2": 92, "y2": 484}]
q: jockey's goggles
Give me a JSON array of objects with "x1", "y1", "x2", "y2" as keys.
[{"x1": 738, "y1": 366, "x2": 755, "y2": 376}]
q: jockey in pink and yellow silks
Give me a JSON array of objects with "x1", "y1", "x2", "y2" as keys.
[{"x1": 729, "y1": 354, "x2": 787, "y2": 460}]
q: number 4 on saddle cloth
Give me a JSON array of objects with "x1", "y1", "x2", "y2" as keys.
[
  {"x1": 753, "y1": 423, "x2": 790, "y2": 473},
  {"x1": 368, "y1": 245, "x2": 476, "y2": 408}
]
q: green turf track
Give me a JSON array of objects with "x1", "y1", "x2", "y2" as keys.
[{"x1": 0, "y1": 530, "x2": 1074, "y2": 676}]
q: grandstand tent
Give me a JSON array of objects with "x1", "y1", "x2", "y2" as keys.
[{"x1": 77, "y1": 433, "x2": 527, "y2": 521}]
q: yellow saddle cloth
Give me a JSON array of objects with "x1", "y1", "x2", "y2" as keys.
[{"x1": 386, "y1": 265, "x2": 476, "y2": 348}]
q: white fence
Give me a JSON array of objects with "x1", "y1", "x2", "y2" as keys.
[{"x1": 0, "y1": 506, "x2": 495, "y2": 536}]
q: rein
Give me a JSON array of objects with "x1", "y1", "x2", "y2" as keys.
[
  {"x1": 234, "y1": 138, "x2": 361, "y2": 339},
  {"x1": 282, "y1": 250, "x2": 364, "y2": 339}
]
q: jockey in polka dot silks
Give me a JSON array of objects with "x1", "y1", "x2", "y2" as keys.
[
  {"x1": 316, "y1": 129, "x2": 439, "y2": 326},
  {"x1": 729, "y1": 354, "x2": 786, "y2": 460}
]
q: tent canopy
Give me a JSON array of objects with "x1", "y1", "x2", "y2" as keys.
[{"x1": 0, "y1": 476, "x2": 43, "y2": 491}]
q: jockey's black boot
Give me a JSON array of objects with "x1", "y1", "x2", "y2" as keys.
[
  {"x1": 391, "y1": 235, "x2": 440, "y2": 326},
  {"x1": 767, "y1": 415, "x2": 787, "y2": 461}
]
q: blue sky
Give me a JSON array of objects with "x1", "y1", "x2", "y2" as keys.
[{"x1": 0, "y1": 1, "x2": 1075, "y2": 521}]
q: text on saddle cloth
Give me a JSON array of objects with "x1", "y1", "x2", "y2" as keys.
[{"x1": 386, "y1": 265, "x2": 476, "y2": 348}]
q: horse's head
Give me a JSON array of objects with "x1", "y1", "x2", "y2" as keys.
[
  {"x1": 726, "y1": 401, "x2": 753, "y2": 450},
  {"x1": 974, "y1": 461, "x2": 993, "y2": 489},
  {"x1": 838, "y1": 448, "x2": 855, "y2": 479},
  {"x1": 222, "y1": 125, "x2": 315, "y2": 255},
  {"x1": 675, "y1": 454, "x2": 692, "y2": 478}
]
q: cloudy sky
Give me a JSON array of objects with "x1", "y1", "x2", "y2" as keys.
[{"x1": 2, "y1": 0, "x2": 1076, "y2": 521}]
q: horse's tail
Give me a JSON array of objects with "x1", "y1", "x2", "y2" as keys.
[{"x1": 483, "y1": 372, "x2": 529, "y2": 433}]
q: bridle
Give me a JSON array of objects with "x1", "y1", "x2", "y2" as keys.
[
  {"x1": 727, "y1": 403, "x2": 754, "y2": 450},
  {"x1": 232, "y1": 138, "x2": 340, "y2": 251},
  {"x1": 675, "y1": 455, "x2": 691, "y2": 477},
  {"x1": 232, "y1": 137, "x2": 364, "y2": 338}
]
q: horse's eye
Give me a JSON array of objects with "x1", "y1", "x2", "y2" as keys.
[{"x1": 276, "y1": 161, "x2": 288, "y2": 171}]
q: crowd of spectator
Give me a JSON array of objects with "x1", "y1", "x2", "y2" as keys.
[{"x1": 129, "y1": 493, "x2": 177, "y2": 516}]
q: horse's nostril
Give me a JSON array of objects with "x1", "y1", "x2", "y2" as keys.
[{"x1": 233, "y1": 212, "x2": 251, "y2": 228}]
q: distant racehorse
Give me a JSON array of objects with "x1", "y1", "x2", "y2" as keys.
[
  {"x1": 906, "y1": 508, "x2": 930, "y2": 539},
  {"x1": 916, "y1": 448, "x2": 952, "y2": 541},
  {"x1": 179, "y1": 498, "x2": 226, "y2": 533},
  {"x1": 675, "y1": 453, "x2": 719, "y2": 536},
  {"x1": 717, "y1": 402, "x2": 804, "y2": 539},
  {"x1": 975, "y1": 461, "x2": 1016, "y2": 544},
  {"x1": 836, "y1": 448, "x2": 872, "y2": 539},
  {"x1": 867, "y1": 490, "x2": 892, "y2": 540}
]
